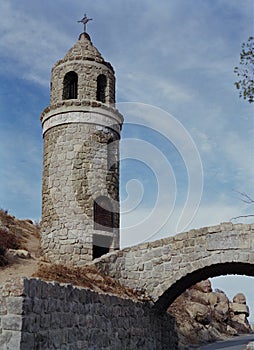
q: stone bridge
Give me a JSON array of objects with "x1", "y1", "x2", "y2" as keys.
[{"x1": 94, "y1": 222, "x2": 254, "y2": 313}]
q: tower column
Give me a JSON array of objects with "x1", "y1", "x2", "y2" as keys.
[{"x1": 40, "y1": 32, "x2": 123, "y2": 265}]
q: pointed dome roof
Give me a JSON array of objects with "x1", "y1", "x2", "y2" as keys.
[{"x1": 53, "y1": 32, "x2": 114, "y2": 71}]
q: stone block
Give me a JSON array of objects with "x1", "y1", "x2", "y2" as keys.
[
  {"x1": 206, "y1": 231, "x2": 250, "y2": 250},
  {"x1": 220, "y1": 222, "x2": 233, "y2": 230},
  {"x1": 2, "y1": 330, "x2": 21, "y2": 350},
  {"x1": 2, "y1": 315, "x2": 22, "y2": 331},
  {"x1": 34, "y1": 331, "x2": 49, "y2": 350},
  {"x1": 52, "y1": 329, "x2": 66, "y2": 348},
  {"x1": 6, "y1": 297, "x2": 23, "y2": 315},
  {"x1": 207, "y1": 225, "x2": 221, "y2": 233},
  {"x1": 22, "y1": 314, "x2": 40, "y2": 333},
  {"x1": 33, "y1": 297, "x2": 43, "y2": 314},
  {"x1": 20, "y1": 332, "x2": 35, "y2": 349},
  {"x1": 0, "y1": 298, "x2": 7, "y2": 315},
  {"x1": 40, "y1": 314, "x2": 50, "y2": 329}
]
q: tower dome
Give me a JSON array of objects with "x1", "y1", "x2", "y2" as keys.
[
  {"x1": 64, "y1": 32, "x2": 106, "y2": 63},
  {"x1": 40, "y1": 29, "x2": 123, "y2": 266}
]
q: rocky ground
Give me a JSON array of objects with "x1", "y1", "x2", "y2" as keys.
[
  {"x1": 0, "y1": 209, "x2": 40, "y2": 284},
  {"x1": 0, "y1": 209, "x2": 252, "y2": 348},
  {"x1": 168, "y1": 279, "x2": 252, "y2": 349}
]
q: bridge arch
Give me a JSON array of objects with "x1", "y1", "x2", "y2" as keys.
[
  {"x1": 94, "y1": 222, "x2": 254, "y2": 311},
  {"x1": 153, "y1": 261, "x2": 254, "y2": 313}
]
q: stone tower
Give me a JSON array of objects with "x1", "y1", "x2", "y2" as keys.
[{"x1": 40, "y1": 29, "x2": 123, "y2": 266}]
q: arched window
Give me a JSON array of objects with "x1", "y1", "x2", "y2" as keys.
[
  {"x1": 94, "y1": 196, "x2": 113, "y2": 232},
  {"x1": 96, "y1": 74, "x2": 107, "y2": 103},
  {"x1": 63, "y1": 71, "x2": 78, "y2": 100}
]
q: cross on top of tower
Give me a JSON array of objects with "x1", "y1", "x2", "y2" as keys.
[{"x1": 78, "y1": 13, "x2": 93, "y2": 33}]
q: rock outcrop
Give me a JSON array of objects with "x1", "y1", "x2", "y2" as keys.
[
  {"x1": 168, "y1": 279, "x2": 252, "y2": 349},
  {"x1": 229, "y1": 293, "x2": 251, "y2": 334}
]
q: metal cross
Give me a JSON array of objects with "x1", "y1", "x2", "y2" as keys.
[{"x1": 78, "y1": 14, "x2": 93, "y2": 33}]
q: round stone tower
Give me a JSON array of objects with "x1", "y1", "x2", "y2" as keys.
[{"x1": 40, "y1": 30, "x2": 123, "y2": 265}]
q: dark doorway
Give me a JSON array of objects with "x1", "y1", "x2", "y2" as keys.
[
  {"x1": 92, "y1": 234, "x2": 112, "y2": 260},
  {"x1": 93, "y1": 245, "x2": 110, "y2": 260}
]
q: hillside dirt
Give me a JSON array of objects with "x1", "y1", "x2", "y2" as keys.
[
  {"x1": 0, "y1": 210, "x2": 140, "y2": 300},
  {"x1": 0, "y1": 209, "x2": 40, "y2": 284}
]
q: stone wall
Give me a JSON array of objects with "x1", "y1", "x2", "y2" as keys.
[
  {"x1": 94, "y1": 222, "x2": 254, "y2": 310},
  {"x1": 0, "y1": 278, "x2": 178, "y2": 350},
  {"x1": 41, "y1": 120, "x2": 120, "y2": 265}
]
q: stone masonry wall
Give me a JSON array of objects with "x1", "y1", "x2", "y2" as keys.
[
  {"x1": 50, "y1": 60, "x2": 115, "y2": 106},
  {"x1": 94, "y1": 222, "x2": 254, "y2": 309},
  {"x1": 0, "y1": 278, "x2": 178, "y2": 350},
  {"x1": 41, "y1": 122, "x2": 120, "y2": 265}
]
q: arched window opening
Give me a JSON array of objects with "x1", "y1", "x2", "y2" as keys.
[
  {"x1": 63, "y1": 71, "x2": 78, "y2": 100},
  {"x1": 96, "y1": 74, "x2": 107, "y2": 103},
  {"x1": 94, "y1": 196, "x2": 113, "y2": 232}
]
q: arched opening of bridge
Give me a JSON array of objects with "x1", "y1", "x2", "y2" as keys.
[{"x1": 153, "y1": 262, "x2": 254, "y2": 314}]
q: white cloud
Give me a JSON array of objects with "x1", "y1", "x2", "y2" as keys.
[
  {"x1": 120, "y1": 199, "x2": 253, "y2": 248},
  {"x1": 0, "y1": 1, "x2": 73, "y2": 85},
  {"x1": 118, "y1": 71, "x2": 195, "y2": 105}
]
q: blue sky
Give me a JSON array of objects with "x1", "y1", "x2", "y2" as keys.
[{"x1": 0, "y1": 1, "x2": 253, "y2": 321}]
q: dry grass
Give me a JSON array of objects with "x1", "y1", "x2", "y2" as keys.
[{"x1": 34, "y1": 263, "x2": 139, "y2": 299}]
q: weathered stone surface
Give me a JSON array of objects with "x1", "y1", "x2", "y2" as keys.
[
  {"x1": 230, "y1": 302, "x2": 250, "y2": 316},
  {"x1": 0, "y1": 278, "x2": 178, "y2": 350},
  {"x1": 1, "y1": 330, "x2": 21, "y2": 350},
  {"x1": 227, "y1": 292, "x2": 252, "y2": 333},
  {"x1": 214, "y1": 301, "x2": 229, "y2": 322},
  {"x1": 191, "y1": 279, "x2": 212, "y2": 293},
  {"x1": 2, "y1": 315, "x2": 22, "y2": 331},
  {"x1": 6, "y1": 297, "x2": 23, "y2": 315},
  {"x1": 206, "y1": 231, "x2": 250, "y2": 250},
  {"x1": 7, "y1": 249, "x2": 31, "y2": 259},
  {"x1": 169, "y1": 279, "x2": 252, "y2": 348},
  {"x1": 233, "y1": 293, "x2": 247, "y2": 304},
  {"x1": 94, "y1": 223, "x2": 254, "y2": 308},
  {"x1": 188, "y1": 289, "x2": 218, "y2": 307},
  {"x1": 226, "y1": 325, "x2": 238, "y2": 336},
  {"x1": 185, "y1": 301, "x2": 211, "y2": 325}
]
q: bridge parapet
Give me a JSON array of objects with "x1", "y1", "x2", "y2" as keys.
[{"x1": 93, "y1": 222, "x2": 254, "y2": 310}]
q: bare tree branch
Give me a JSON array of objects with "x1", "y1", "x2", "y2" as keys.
[
  {"x1": 233, "y1": 190, "x2": 254, "y2": 204},
  {"x1": 231, "y1": 190, "x2": 254, "y2": 221},
  {"x1": 231, "y1": 214, "x2": 254, "y2": 221}
]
